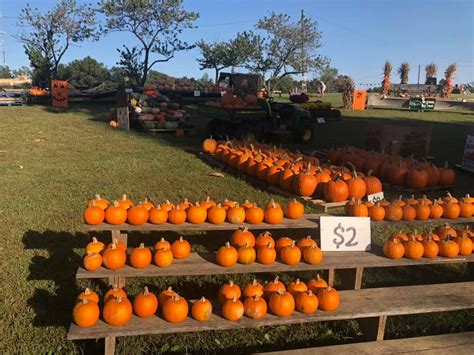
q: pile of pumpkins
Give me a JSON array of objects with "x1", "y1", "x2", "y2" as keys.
[
  {"x1": 202, "y1": 138, "x2": 383, "y2": 202},
  {"x1": 346, "y1": 193, "x2": 473, "y2": 221},
  {"x1": 72, "y1": 275, "x2": 340, "y2": 328},
  {"x1": 82, "y1": 236, "x2": 191, "y2": 272},
  {"x1": 204, "y1": 88, "x2": 259, "y2": 109},
  {"x1": 326, "y1": 146, "x2": 455, "y2": 190},
  {"x1": 383, "y1": 225, "x2": 473, "y2": 260},
  {"x1": 216, "y1": 229, "x2": 323, "y2": 267},
  {"x1": 150, "y1": 76, "x2": 219, "y2": 93},
  {"x1": 83, "y1": 194, "x2": 305, "y2": 226}
]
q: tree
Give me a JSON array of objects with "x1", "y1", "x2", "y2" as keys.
[
  {"x1": 308, "y1": 66, "x2": 338, "y2": 92},
  {"x1": 425, "y1": 63, "x2": 437, "y2": 84},
  {"x1": 245, "y1": 12, "x2": 327, "y2": 92},
  {"x1": 12, "y1": 66, "x2": 33, "y2": 78},
  {"x1": 0, "y1": 66, "x2": 12, "y2": 78},
  {"x1": 99, "y1": 0, "x2": 198, "y2": 86},
  {"x1": 56, "y1": 56, "x2": 111, "y2": 88},
  {"x1": 196, "y1": 41, "x2": 228, "y2": 83},
  {"x1": 397, "y1": 62, "x2": 410, "y2": 84},
  {"x1": 17, "y1": 0, "x2": 98, "y2": 85}
]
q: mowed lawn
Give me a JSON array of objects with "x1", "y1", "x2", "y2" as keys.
[{"x1": 0, "y1": 99, "x2": 473, "y2": 353}]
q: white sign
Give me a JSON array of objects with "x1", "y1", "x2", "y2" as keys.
[
  {"x1": 320, "y1": 216, "x2": 371, "y2": 251},
  {"x1": 367, "y1": 191, "x2": 384, "y2": 204},
  {"x1": 316, "y1": 117, "x2": 325, "y2": 124},
  {"x1": 461, "y1": 134, "x2": 474, "y2": 173},
  {"x1": 125, "y1": 88, "x2": 133, "y2": 93},
  {"x1": 116, "y1": 107, "x2": 130, "y2": 130},
  {"x1": 194, "y1": 90, "x2": 201, "y2": 97}
]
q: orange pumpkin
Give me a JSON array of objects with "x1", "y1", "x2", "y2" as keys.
[
  {"x1": 227, "y1": 204, "x2": 246, "y2": 224},
  {"x1": 83, "y1": 202, "x2": 105, "y2": 225},
  {"x1": 127, "y1": 205, "x2": 149, "y2": 225},
  {"x1": 257, "y1": 243, "x2": 277, "y2": 264},
  {"x1": 154, "y1": 237, "x2": 171, "y2": 250},
  {"x1": 243, "y1": 279, "x2": 264, "y2": 299},
  {"x1": 85, "y1": 237, "x2": 105, "y2": 254},
  {"x1": 216, "y1": 242, "x2": 238, "y2": 267},
  {"x1": 438, "y1": 161, "x2": 455, "y2": 186},
  {"x1": 102, "y1": 242, "x2": 126, "y2": 270},
  {"x1": 105, "y1": 201, "x2": 128, "y2": 225},
  {"x1": 303, "y1": 244, "x2": 323, "y2": 264},
  {"x1": 130, "y1": 243, "x2": 152, "y2": 269},
  {"x1": 285, "y1": 198, "x2": 304, "y2": 219},
  {"x1": 442, "y1": 201, "x2": 460, "y2": 219},
  {"x1": 222, "y1": 297, "x2": 244, "y2": 321},
  {"x1": 187, "y1": 203, "x2": 207, "y2": 224},
  {"x1": 275, "y1": 237, "x2": 294, "y2": 253},
  {"x1": 153, "y1": 247, "x2": 174, "y2": 267},
  {"x1": 307, "y1": 274, "x2": 328, "y2": 293},
  {"x1": 83, "y1": 252, "x2": 103, "y2": 271},
  {"x1": 384, "y1": 203, "x2": 403, "y2": 221},
  {"x1": 269, "y1": 290, "x2": 295, "y2": 317},
  {"x1": 422, "y1": 236, "x2": 439, "y2": 258},
  {"x1": 435, "y1": 224, "x2": 458, "y2": 240},
  {"x1": 255, "y1": 231, "x2": 275, "y2": 248},
  {"x1": 324, "y1": 175, "x2": 349, "y2": 202},
  {"x1": 295, "y1": 290, "x2": 318, "y2": 314},
  {"x1": 403, "y1": 236, "x2": 424, "y2": 260},
  {"x1": 429, "y1": 200, "x2": 444, "y2": 219},
  {"x1": 148, "y1": 204, "x2": 168, "y2": 224},
  {"x1": 87, "y1": 194, "x2": 110, "y2": 210},
  {"x1": 363, "y1": 172, "x2": 382, "y2": 195},
  {"x1": 218, "y1": 280, "x2": 241, "y2": 304},
  {"x1": 207, "y1": 203, "x2": 227, "y2": 224},
  {"x1": 264, "y1": 276, "x2": 286, "y2": 300},
  {"x1": 368, "y1": 202, "x2": 385, "y2": 221},
  {"x1": 200, "y1": 196, "x2": 217, "y2": 210},
  {"x1": 139, "y1": 198, "x2": 154, "y2": 211},
  {"x1": 280, "y1": 240, "x2": 301, "y2": 265},
  {"x1": 133, "y1": 286, "x2": 158, "y2": 318},
  {"x1": 294, "y1": 163, "x2": 317, "y2": 197},
  {"x1": 383, "y1": 238, "x2": 405, "y2": 259},
  {"x1": 296, "y1": 235, "x2": 317, "y2": 251},
  {"x1": 171, "y1": 236, "x2": 191, "y2": 259},
  {"x1": 117, "y1": 194, "x2": 134, "y2": 210},
  {"x1": 401, "y1": 204, "x2": 416, "y2": 221},
  {"x1": 168, "y1": 205, "x2": 187, "y2": 224},
  {"x1": 202, "y1": 136, "x2": 217, "y2": 154},
  {"x1": 104, "y1": 284, "x2": 127, "y2": 302},
  {"x1": 162, "y1": 294, "x2": 189, "y2": 323},
  {"x1": 103, "y1": 296, "x2": 133, "y2": 326},
  {"x1": 192, "y1": 297, "x2": 213, "y2": 321},
  {"x1": 414, "y1": 201, "x2": 431, "y2": 220},
  {"x1": 76, "y1": 288, "x2": 99, "y2": 304},
  {"x1": 231, "y1": 227, "x2": 256, "y2": 248},
  {"x1": 346, "y1": 163, "x2": 367, "y2": 199},
  {"x1": 161, "y1": 200, "x2": 175, "y2": 212},
  {"x1": 438, "y1": 237, "x2": 460, "y2": 257},
  {"x1": 459, "y1": 199, "x2": 473, "y2": 218},
  {"x1": 287, "y1": 278, "x2": 308, "y2": 298},
  {"x1": 317, "y1": 287, "x2": 340, "y2": 311},
  {"x1": 73, "y1": 299, "x2": 100, "y2": 328},
  {"x1": 456, "y1": 236, "x2": 473, "y2": 256},
  {"x1": 405, "y1": 167, "x2": 428, "y2": 189},
  {"x1": 264, "y1": 201, "x2": 284, "y2": 224},
  {"x1": 244, "y1": 295, "x2": 267, "y2": 319},
  {"x1": 238, "y1": 243, "x2": 256, "y2": 264},
  {"x1": 158, "y1": 287, "x2": 177, "y2": 309},
  {"x1": 245, "y1": 203, "x2": 264, "y2": 224}
]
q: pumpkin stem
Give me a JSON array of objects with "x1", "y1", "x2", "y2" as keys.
[
  {"x1": 110, "y1": 242, "x2": 117, "y2": 250},
  {"x1": 274, "y1": 276, "x2": 279, "y2": 284},
  {"x1": 166, "y1": 286, "x2": 173, "y2": 292},
  {"x1": 252, "y1": 279, "x2": 257, "y2": 286},
  {"x1": 277, "y1": 289, "x2": 285, "y2": 295},
  {"x1": 225, "y1": 241, "x2": 231, "y2": 248},
  {"x1": 84, "y1": 288, "x2": 91, "y2": 295},
  {"x1": 254, "y1": 294, "x2": 260, "y2": 301},
  {"x1": 92, "y1": 237, "x2": 99, "y2": 243},
  {"x1": 179, "y1": 236, "x2": 184, "y2": 242},
  {"x1": 143, "y1": 286, "x2": 149, "y2": 295},
  {"x1": 200, "y1": 296, "x2": 206, "y2": 302},
  {"x1": 94, "y1": 194, "x2": 101, "y2": 200},
  {"x1": 228, "y1": 280, "x2": 234, "y2": 286},
  {"x1": 139, "y1": 242, "x2": 145, "y2": 248},
  {"x1": 290, "y1": 240, "x2": 296, "y2": 248},
  {"x1": 122, "y1": 194, "x2": 127, "y2": 201}
]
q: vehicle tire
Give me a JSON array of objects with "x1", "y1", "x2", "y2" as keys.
[
  {"x1": 206, "y1": 119, "x2": 229, "y2": 139},
  {"x1": 293, "y1": 123, "x2": 314, "y2": 144},
  {"x1": 236, "y1": 122, "x2": 263, "y2": 142}
]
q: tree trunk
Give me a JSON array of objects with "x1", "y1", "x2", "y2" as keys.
[
  {"x1": 215, "y1": 68, "x2": 219, "y2": 83},
  {"x1": 141, "y1": 48, "x2": 150, "y2": 87}
]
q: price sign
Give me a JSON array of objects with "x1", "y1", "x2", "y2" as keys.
[
  {"x1": 366, "y1": 191, "x2": 384, "y2": 203},
  {"x1": 125, "y1": 88, "x2": 133, "y2": 93},
  {"x1": 116, "y1": 106, "x2": 130, "y2": 130},
  {"x1": 320, "y1": 216, "x2": 371, "y2": 251},
  {"x1": 316, "y1": 117, "x2": 325, "y2": 124},
  {"x1": 194, "y1": 90, "x2": 201, "y2": 97}
]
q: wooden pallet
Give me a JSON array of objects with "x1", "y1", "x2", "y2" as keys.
[{"x1": 68, "y1": 282, "x2": 474, "y2": 341}]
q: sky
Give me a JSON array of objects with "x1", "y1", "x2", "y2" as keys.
[{"x1": 1, "y1": 0, "x2": 473, "y2": 86}]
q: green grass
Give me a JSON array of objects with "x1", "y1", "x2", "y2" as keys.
[{"x1": 0, "y1": 100, "x2": 473, "y2": 353}]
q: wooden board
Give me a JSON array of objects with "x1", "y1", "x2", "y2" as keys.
[
  {"x1": 84, "y1": 217, "x2": 318, "y2": 232},
  {"x1": 261, "y1": 331, "x2": 474, "y2": 355},
  {"x1": 382, "y1": 183, "x2": 454, "y2": 194},
  {"x1": 67, "y1": 281, "x2": 474, "y2": 340},
  {"x1": 76, "y1": 249, "x2": 474, "y2": 279}
]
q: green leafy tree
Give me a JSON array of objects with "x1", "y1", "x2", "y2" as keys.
[
  {"x1": 99, "y1": 0, "x2": 198, "y2": 86},
  {"x1": 12, "y1": 66, "x2": 33, "y2": 78},
  {"x1": 196, "y1": 41, "x2": 228, "y2": 83},
  {"x1": 315, "y1": 66, "x2": 338, "y2": 92},
  {"x1": 0, "y1": 66, "x2": 12, "y2": 78},
  {"x1": 56, "y1": 56, "x2": 111, "y2": 88},
  {"x1": 16, "y1": 0, "x2": 98, "y2": 86}
]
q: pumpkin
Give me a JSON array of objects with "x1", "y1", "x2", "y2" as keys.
[
  {"x1": 438, "y1": 161, "x2": 455, "y2": 186},
  {"x1": 192, "y1": 297, "x2": 212, "y2": 321},
  {"x1": 417, "y1": 195, "x2": 432, "y2": 206},
  {"x1": 266, "y1": 164, "x2": 283, "y2": 186},
  {"x1": 168, "y1": 205, "x2": 187, "y2": 224},
  {"x1": 200, "y1": 196, "x2": 217, "y2": 210},
  {"x1": 442, "y1": 201, "x2": 460, "y2": 219},
  {"x1": 158, "y1": 287, "x2": 178, "y2": 309},
  {"x1": 107, "y1": 238, "x2": 127, "y2": 252},
  {"x1": 295, "y1": 290, "x2": 318, "y2": 314},
  {"x1": 346, "y1": 163, "x2": 367, "y2": 199},
  {"x1": 384, "y1": 203, "x2": 403, "y2": 221},
  {"x1": 303, "y1": 244, "x2": 324, "y2": 264},
  {"x1": 297, "y1": 235, "x2": 317, "y2": 250},
  {"x1": 317, "y1": 287, "x2": 340, "y2": 311},
  {"x1": 255, "y1": 231, "x2": 275, "y2": 248},
  {"x1": 265, "y1": 199, "x2": 283, "y2": 210},
  {"x1": 389, "y1": 162, "x2": 408, "y2": 186},
  {"x1": 403, "y1": 236, "x2": 424, "y2": 260},
  {"x1": 404, "y1": 195, "x2": 419, "y2": 206},
  {"x1": 280, "y1": 241, "x2": 301, "y2": 265},
  {"x1": 438, "y1": 237, "x2": 459, "y2": 257},
  {"x1": 264, "y1": 276, "x2": 286, "y2": 300},
  {"x1": 352, "y1": 200, "x2": 369, "y2": 217},
  {"x1": 171, "y1": 236, "x2": 191, "y2": 259},
  {"x1": 87, "y1": 194, "x2": 109, "y2": 210},
  {"x1": 435, "y1": 224, "x2": 458, "y2": 240},
  {"x1": 202, "y1": 136, "x2": 217, "y2": 154},
  {"x1": 294, "y1": 163, "x2": 318, "y2": 197},
  {"x1": 127, "y1": 205, "x2": 149, "y2": 225},
  {"x1": 178, "y1": 198, "x2": 192, "y2": 211},
  {"x1": 73, "y1": 299, "x2": 100, "y2": 328},
  {"x1": 187, "y1": 202, "x2": 207, "y2": 224},
  {"x1": 133, "y1": 286, "x2": 158, "y2": 318},
  {"x1": 414, "y1": 201, "x2": 431, "y2": 220},
  {"x1": 269, "y1": 290, "x2": 295, "y2": 317},
  {"x1": 392, "y1": 195, "x2": 406, "y2": 207},
  {"x1": 161, "y1": 200, "x2": 175, "y2": 212},
  {"x1": 83, "y1": 252, "x2": 103, "y2": 271},
  {"x1": 287, "y1": 278, "x2": 308, "y2": 297},
  {"x1": 243, "y1": 203, "x2": 264, "y2": 224},
  {"x1": 222, "y1": 297, "x2": 244, "y2": 321},
  {"x1": 238, "y1": 243, "x2": 256, "y2": 264},
  {"x1": 383, "y1": 238, "x2": 405, "y2": 259},
  {"x1": 264, "y1": 201, "x2": 284, "y2": 224},
  {"x1": 130, "y1": 243, "x2": 152, "y2": 269},
  {"x1": 208, "y1": 203, "x2": 227, "y2": 224},
  {"x1": 139, "y1": 198, "x2": 154, "y2": 211},
  {"x1": 315, "y1": 166, "x2": 332, "y2": 197},
  {"x1": 388, "y1": 231, "x2": 408, "y2": 242},
  {"x1": 223, "y1": 198, "x2": 238, "y2": 210},
  {"x1": 227, "y1": 204, "x2": 246, "y2": 224},
  {"x1": 76, "y1": 288, "x2": 99, "y2": 304},
  {"x1": 279, "y1": 164, "x2": 296, "y2": 191},
  {"x1": 422, "y1": 163, "x2": 440, "y2": 187},
  {"x1": 148, "y1": 204, "x2": 168, "y2": 224},
  {"x1": 86, "y1": 237, "x2": 105, "y2": 254},
  {"x1": 154, "y1": 247, "x2": 174, "y2": 267},
  {"x1": 244, "y1": 295, "x2": 267, "y2": 319},
  {"x1": 363, "y1": 171, "x2": 382, "y2": 195},
  {"x1": 430, "y1": 200, "x2": 444, "y2": 219},
  {"x1": 102, "y1": 242, "x2": 126, "y2": 270},
  {"x1": 117, "y1": 194, "x2": 134, "y2": 210},
  {"x1": 456, "y1": 236, "x2": 473, "y2": 256},
  {"x1": 218, "y1": 280, "x2": 241, "y2": 304},
  {"x1": 459, "y1": 199, "x2": 473, "y2": 218},
  {"x1": 230, "y1": 227, "x2": 255, "y2": 248},
  {"x1": 285, "y1": 198, "x2": 304, "y2": 219},
  {"x1": 105, "y1": 201, "x2": 127, "y2": 225},
  {"x1": 103, "y1": 296, "x2": 133, "y2": 326},
  {"x1": 241, "y1": 199, "x2": 254, "y2": 210},
  {"x1": 324, "y1": 175, "x2": 349, "y2": 202},
  {"x1": 154, "y1": 237, "x2": 171, "y2": 250},
  {"x1": 162, "y1": 294, "x2": 189, "y2": 323},
  {"x1": 405, "y1": 167, "x2": 428, "y2": 189},
  {"x1": 463, "y1": 194, "x2": 474, "y2": 204},
  {"x1": 83, "y1": 202, "x2": 105, "y2": 225},
  {"x1": 275, "y1": 237, "x2": 294, "y2": 253},
  {"x1": 368, "y1": 202, "x2": 385, "y2": 221},
  {"x1": 422, "y1": 231, "x2": 440, "y2": 242},
  {"x1": 243, "y1": 279, "x2": 264, "y2": 299},
  {"x1": 257, "y1": 243, "x2": 277, "y2": 264},
  {"x1": 216, "y1": 242, "x2": 238, "y2": 267},
  {"x1": 104, "y1": 285, "x2": 127, "y2": 302},
  {"x1": 401, "y1": 204, "x2": 416, "y2": 221},
  {"x1": 422, "y1": 235, "x2": 439, "y2": 258},
  {"x1": 307, "y1": 274, "x2": 328, "y2": 293}
]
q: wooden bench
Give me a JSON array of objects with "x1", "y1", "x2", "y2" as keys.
[
  {"x1": 260, "y1": 331, "x2": 474, "y2": 355},
  {"x1": 67, "y1": 282, "x2": 474, "y2": 348}
]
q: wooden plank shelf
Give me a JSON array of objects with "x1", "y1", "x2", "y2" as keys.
[
  {"x1": 76, "y1": 250, "x2": 474, "y2": 280},
  {"x1": 84, "y1": 217, "x2": 318, "y2": 232},
  {"x1": 67, "y1": 281, "x2": 474, "y2": 340},
  {"x1": 382, "y1": 183, "x2": 454, "y2": 194},
  {"x1": 372, "y1": 216, "x2": 474, "y2": 226}
]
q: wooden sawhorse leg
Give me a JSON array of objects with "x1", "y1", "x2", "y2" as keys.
[
  {"x1": 328, "y1": 267, "x2": 364, "y2": 290},
  {"x1": 105, "y1": 336, "x2": 116, "y2": 355},
  {"x1": 358, "y1": 315, "x2": 387, "y2": 341},
  {"x1": 108, "y1": 230, "x2": 128, "y2": 288}
]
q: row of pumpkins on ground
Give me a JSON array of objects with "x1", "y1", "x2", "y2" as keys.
[
  {"x1": 83, "y1": 231, "x2": 323, "y2": 272},
  {"x1": 204, "y1": 88, "x2": 259, "y2": 109},
  {"x1": 346, "y1": 193, "x2": 474, "y2": 221},
  {"x1": 383, "y1": 225, "x2": 473, "y2": 259},
  {"x1": 73, "y1": 275, "x2": 339, "y2": 328},
  {"x1": 202, "y1": 139, "x2": 456, "y2": 201},
  {"x1": 83, "y1": 195, "x2": 304, "y2": 225}
]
